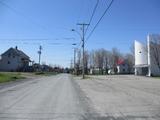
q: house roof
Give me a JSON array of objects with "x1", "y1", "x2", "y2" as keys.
[
  {"x1": 1, "y1": 47, "x2": 30, "y2": 59},
  {"x1": 117, "y1": 58, "x2": 125, "y2": 65}
]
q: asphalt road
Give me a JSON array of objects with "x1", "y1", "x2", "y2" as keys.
[{"x1": 0, "y1": 74, "x2": 97, "y2": 120}]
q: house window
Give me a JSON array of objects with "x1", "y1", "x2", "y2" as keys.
[
  {"x1": 123, "y1": 69, "x2": 125, "y2": 72},
  {"x1": 8, "y1": 61, "x2": 10, "y2": 64}
]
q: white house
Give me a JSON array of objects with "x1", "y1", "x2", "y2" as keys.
[
  {"x1": 134, "y1": 34, "x2": 160, "y2": 76},
  {"x1": 117, "y1": 61, "x2": 129, "y2": 74},
  {"x1": 0, "y1": 47, "x2": 31, "y2": 72}
]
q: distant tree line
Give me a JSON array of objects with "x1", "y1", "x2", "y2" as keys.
[{"x1": 75, "y1": 48, "x2": 134, "y2": 75}]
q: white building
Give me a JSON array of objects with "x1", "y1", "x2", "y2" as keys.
[
  {"x1": 117, "y1": 62, "x2": 129, "y2": 74},
  {"x1": 134, "y1": 34, "x2": 160, "y2": 76},
  {"x1": 0, "y1": 47, "x2": 31, "y2": 72}
]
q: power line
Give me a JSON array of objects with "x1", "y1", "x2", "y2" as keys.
[
  {"x1": 72, "y1": 0, "x2": 99, "y2": 50},
  {"x1": 72, "y1": 0, "x2": 100, "y2": 52},
  {"x1": 85, "y1": 0, "x2": 114, "y2": 43},
  {"x1": 85, "y1": 0, "x2": 100, "y2": 35}
]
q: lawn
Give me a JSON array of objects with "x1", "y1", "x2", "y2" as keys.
[{"x1": 0, "y1": 72, "x2": 25, "y2": 83}]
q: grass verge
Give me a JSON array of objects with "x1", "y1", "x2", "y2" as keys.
[{"x1": 0, "y1": 72, "x2": 25, "y2": 83}]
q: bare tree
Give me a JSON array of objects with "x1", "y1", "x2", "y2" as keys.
[
  {"x1": 84, "y1": 51, "x2": 89, "y2": 74},
  {"x1": 89, "y1": 50, "x2": 95, "y2": 69},
  {"x1": 125, "y1": 53, "x2": 134, "y2": 73},
  {"x1": 76, "y1": 46, "x2": 135, "y2": 75},
  {"x1": 103, "y1": 50, "x2": 110, "y2": 74},
  {"x1": 87, "y1": 48, "x2": 122, "y2": 75},
  {"x1": 149, "y1": 35, "x2": 160, "y2": 71},
  {"x1": 92, "y1": 49, "x2": 109, "y2": 74},
  {"x1": 94, "y1": 49, "x2": 103, "y2": 74},
  {"x1": 75, "y1": 49, "x2": 82, "y2": 75},
  {"x1": 77, "y1": 49, "x2": 81, "y2": 67},
  {"x1": 111, "y1": 48, "x2": 122, "y2": 73}
]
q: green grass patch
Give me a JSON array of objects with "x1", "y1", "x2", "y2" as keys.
[{"x1": 0, "y1": 72, "x2": 25, "y2": 83}]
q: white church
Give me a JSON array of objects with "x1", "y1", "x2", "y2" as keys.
[{"x1": 134, "y1": 34, "x2": 160, "y2": 76}]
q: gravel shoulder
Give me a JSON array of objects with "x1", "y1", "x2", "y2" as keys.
[{"x1": 74, "y1": 75, "x2": 160, "y2": 120}]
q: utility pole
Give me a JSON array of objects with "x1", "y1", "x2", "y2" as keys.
[
  {"x1": 38, "y1": 45, "x2": 42, "y2": 65},
  {"x1": 77, "y1": 23, "x2": 89, "y2": 79},
  {"x1": 73, "y1": 48, "x2": 77, "y2": 75},
  {"x1": 72, "y1": 43, "x2": 77, "y2": 74},
  {"x1": 74, "y1": 48, "x2": 76, "y2": 70}
]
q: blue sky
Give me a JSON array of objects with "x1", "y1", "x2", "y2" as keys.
[{"x1": 0, "y1": 0, "x2": 159, "y2": 67}]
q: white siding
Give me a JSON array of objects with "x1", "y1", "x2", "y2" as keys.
[
  {"x1": 135, "y1": 40, "x2": 148, "y2": 66},
  {"x1": 0, "y1": 55, "x2": 19, "y2": 71}
]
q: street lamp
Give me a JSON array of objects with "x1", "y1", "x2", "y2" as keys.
[
  {"x1": 72, "y1": 43, "x2": 77, "y2": 46},
  {"x1": 71, "y1": 29, "x2": 82, "y2": 40}
]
